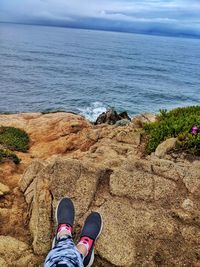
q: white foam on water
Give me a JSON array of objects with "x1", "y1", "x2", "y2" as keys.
[{"x1": 78, "y1": 102, "x2": 107, "y2": 122}]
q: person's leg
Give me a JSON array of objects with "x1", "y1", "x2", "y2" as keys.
[
  {"x1": 76, "y1": 212, "x2": 103, "y2": 267},
  {"x1": 45, "y1": 235, "x2": 83, "y2": 267},
  {"x1": 44, "y1": 198, "x2": 84, "y2": 267}
]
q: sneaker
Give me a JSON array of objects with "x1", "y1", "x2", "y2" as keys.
[
  {"x1": 78, "y1": 212, "x2": 103, "y2": 267},
  {"x1": 52, "y1": 197, "x2": 75, "y2": 247}
]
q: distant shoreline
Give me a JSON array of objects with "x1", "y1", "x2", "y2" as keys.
[{"x1": 1, "y1": 21, "x2": 200, "y2": 40}]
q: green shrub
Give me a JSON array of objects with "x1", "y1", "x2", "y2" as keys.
[
  {"x1": 144, "y1": 106, "x2": 200, "y2": 155},
  {"x1": 0, "y1": 126, "x2": 29, "y2": 152},
  {"x1": 0, "y1": 149, "x2": 21, "y2": 164}
]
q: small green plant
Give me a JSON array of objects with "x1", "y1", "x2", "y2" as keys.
[
  {"x1": 159, "y1": 108, "x2": 168, "y2": 119},
  {"x1": 176, "y1": 131, "x2": 200, "y2": 155},
  {"x1": 0, "y1": 126, "x2": 29, "y2": 152},
  {"x1": 144, "y1": 106, "x2": 200, "y2": 155},
  {"x1": 0, "y1": 149, "x2": 21, "y2": 164}
]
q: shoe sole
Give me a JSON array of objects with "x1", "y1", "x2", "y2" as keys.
[{"x1": 85, "y1": 213, "x2": 103, "y2": 267}]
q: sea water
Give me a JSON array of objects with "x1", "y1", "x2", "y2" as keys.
[{"x1": 0, "y1": 23, "x2": 200, "y2": 121}]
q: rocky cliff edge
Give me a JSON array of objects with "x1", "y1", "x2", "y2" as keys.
[{"x1": 0, "y1": 112, "x2": 200, "y2": 267}]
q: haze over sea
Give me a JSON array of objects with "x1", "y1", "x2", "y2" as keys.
[{"x1": 1, "y1": 23, "x2": 200, "y2": 121}]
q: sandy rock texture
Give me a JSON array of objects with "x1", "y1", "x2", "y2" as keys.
[
  {"x1": 0, "y1": 112, "x2": 200, "y2": 267},
  {"x1": 155, "y1": 137, "x2": 177, "y2": 158}
]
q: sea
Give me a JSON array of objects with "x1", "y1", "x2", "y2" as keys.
[{"x1": 0, "y1": 23, "x2": 200, "y2": 121}]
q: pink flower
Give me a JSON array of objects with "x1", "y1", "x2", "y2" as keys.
[{"x1": 191, "y1": 126, "x2": 199, "y2": 135}]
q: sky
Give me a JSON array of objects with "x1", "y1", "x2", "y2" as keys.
[{"x1": 1, "y1": 0, "x2": 200, "y2": 37}]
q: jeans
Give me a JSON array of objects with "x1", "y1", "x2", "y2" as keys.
[{"x1": 44, "y1": 236, "x2": 84, "y2": 267}]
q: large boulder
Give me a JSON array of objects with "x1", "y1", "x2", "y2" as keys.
[
  {"x1": 96, "y1": 198, "x2": 176, "y2": 266},
  {"x1": 131, "y1": 113, "x2": 157, "y2": 128},
  {"x1": 21, "y1": 157, "x2": 103, "y2": 255},
  {"x1": 95, "y1": 108, "x2": 131, "y2": 125},
  {"x1": 0, "y1": 112, "x2": 93, "y2": 159},
  {"x1": 0, "y1": 112, "x2": 91, "y2": 143},
  {"x1": 155, "y1": 137, "x2": 177, "y2": 158},
  {"x1": 17, "y1": 148, "x2": 200, "y2": 266},
  {"x1": 19, "y1": 152, "x2": 200, "y2": 266}
]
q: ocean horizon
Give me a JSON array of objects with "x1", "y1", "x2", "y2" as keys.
[{"x1": 1, "y1": 22, "x2": 200, "y2": 121}]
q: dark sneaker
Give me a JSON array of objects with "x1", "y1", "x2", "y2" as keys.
[
  {"x1": 56, "y1": 197, "x2": 75, "y2": 226},
  {"x1": 78, "y1": 212, "x2": 103, "y2": 267},
  {"x1": 52, "y1": 197, "x2": 75, "y2": 247}
]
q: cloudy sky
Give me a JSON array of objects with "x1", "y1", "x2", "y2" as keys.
[{"x1": 1, "y1": 0, "x2": 200, "y2": 37}]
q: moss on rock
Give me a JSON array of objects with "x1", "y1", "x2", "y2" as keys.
[
  {"x1": 0, "y1": 126, "x2": 29, "y2": 152},
  {"x1": 0, "y1": 149, "x2": 20, "y2": 164}
]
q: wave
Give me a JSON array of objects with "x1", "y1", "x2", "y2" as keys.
[{"x1": 78, "y1": 102, "x2": 107, "y2": 122}]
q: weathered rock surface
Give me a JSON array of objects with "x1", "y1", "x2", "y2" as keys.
[
  {"x1": 96, "y1": 198, "x2": 176, "y2": 266},
  {"x1": 0, "y1": 236, "x2": 38, "y2": 266},
  {"x1": 0, "y1": 112, "x2": 200, "y2": 267},
  {"x1": 0, "y1": 182, "x2": 10, "y2": 196},
  {"x1": 110, "y1": 162, "x2": 177, "y2": 203},
  {"x1": 131, "y1": 113, "x2": 157, "y2": 127},
  {"x1": 182, "y1": 160, "x2": 200, "y2": 197},
  {"x1": 0, "y1": 112, "x2": 92, "y2": 159},
  {"x1": 155, "y1": 137, "x2": 177, "y2": 158},
  {"x1": 26, "y1": 158, "x2": 103, "y2": 255}
]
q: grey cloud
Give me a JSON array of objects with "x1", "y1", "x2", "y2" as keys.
[{"x1": 1, "y1": 0, "x2": 200, "y2": 37}]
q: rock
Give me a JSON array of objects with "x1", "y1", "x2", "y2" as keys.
[
  {"x1": 95, "y1": 108, "x2": 131, "y2": 125},
  {"x1": 14, "y1": 253, "x2": 39, "y2": 267},
  {"x1": 118, "y1": 111, "x2": 131, "y2": 121},
  {"x1": 49, "y1": 158, "x2": 100, "y2": 216},
  {"x1": 29, "y1": 182, "x2": 52, "y2": 255},
  {"x1": 87, "y1": 143, "x2": 125, "y2": 169},
  {"x1": 181, "y1": 226, "x2": 200, "y2": 244},
  {"x1": 154, "y1": 175, "x2": 177, "y2": 201},
  {"x1": 95, "y1": 108, "x2": 118, "y2": 125},
  {"x1": 0, "y1": 236, "x2": 33, "y2": 265},
  {"x1": 1, "y1": 111, "x2": 200, "y2": 266},
  {"x1": 0, "y1": 114, "x2": 30, "y2": 130},
  {"x1": 0, "y1": 182, "x2": 10, "y2": 196},
  {"x1": 0, "y1": 208, "x2": 10, "y2": 217},
  {"x1": 0, "y1": 112, "x2": 92, "y2": 159},
  {"x1": 0, "y1": 257, "x2": 7, "y2": 266},
  {"x1": 27, "y1": 157, "x2": 102, "y2": 255},
  {"x1": 110, "y1": 168, "x2": 154, "y2": 201},
  {"x1": 183, "y1": 161, "x2": 200, "y2": 197},
  {"x1": 24, "y1": 180, "x2": 35, "y2": 205},
  {"x1": 0, "y1": 160, "x2": 17, "y2": 180},
  {"x1": 19, "y1": 159, "x2": 46, "y2": 193},
  {"x1": 115, "y1": 119, "x2": 130, "y2": 126},
  {"x1": 110, "y1": 160, "x2": 178, "y2": 204},
  {"x1": 96, "y1": 199, "x2": 135, "y2": 266},
  {"x1": 24, "y1": 112, "x2": 91, "y2": 142},
  {"x1": 96, "y1": 198, "x2": 176, "y2": 266},
  {"x1": 182, "y1": 199, "x2": 194, "y2": 211},
  {"x1": 170, "y1": 209, "x2": 200, "y2": 226},
  {"x1": 131, "y1": 113, "x2": 157, "y2": 127},
  {"x1": 149, "y1": 157, "x2": 180, "y2": 181},
  {"x1": 115, "y1": 129, "x2": 141, "y2": 145},
  {"x1": 193, "y1": 262, "x2": 200, "y2": 267},
  {"x1": 155, "y1": 138, "x2": 177, "y2": 158}
]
